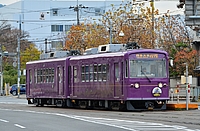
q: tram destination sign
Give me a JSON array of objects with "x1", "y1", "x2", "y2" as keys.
[{"x1": 136, "y1": 54, "x2": 158, "y2": 58}]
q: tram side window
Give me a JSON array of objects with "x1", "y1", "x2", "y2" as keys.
[
  {"x1": 52, "y1": 68, "x2": 54, "y2": 82},
  {"x1": 46, "y1": 68, "x2": 49, "y2": 83},
  {"x1": 115, "y1": 63, "x2": 119, "y2": 81},
  {"x1": 125, "y1": 60, "x2": 128, "y2": 78},
  {"x1": 94, "y1": 64, "x2": 97, "y2": 81},
  {"x1": 43, "y1": 69, "x2": 46, "y2": 83},
  {"x1": 48, "y1": 68, "x2": 52, "y2": 82},
  {"x1": 89, "y1": 65, "x2": 93, "y2": 82},
  {"x1": 81, "y1": 66, "x2": 85, "y2": 82},
  {"x1": 63, "y1": 67, "x2": 65, "y2": 83},
  {"x1": 34, "y1": 69, "x2": 37, "y2": 83},
  {"x1": 58, "y1": 67, "x2": 62, "y2": 83},
  {"x1": 35, "y1": 68, "x2": 54, "y2": 83},
  {"x1": 73, "y1": 66, "x2": 78, "y2": 83},
  {"x1": 106, "y1": 64, "x2": 109, "y2": 80},
  {"x1": 69, "y1": 66, "x2": 71, "y2": 84},
  {"x1": 102, "y1": 64, "x2": 107, "y2": 81},
  {"x1": 85, "y1": 65, "x2": 89, "y2": 82},
  {"x1": 98, "y1": 64, "x2": 102, "y2": 81},
  {"x1": 37, "y1": 69, "x2": 41, "y2": 83},
  {"x1": 130, "y1": 60, "x2": 137, "y2": 77},
  {"x1": 29, "y1": 69, "x2": 32, "y2": 83}
]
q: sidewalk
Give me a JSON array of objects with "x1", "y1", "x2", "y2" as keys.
[
  {"x1": 167, "y1": 100, "x2": 200, "y2": 110},
  {"x1": 13, "y1": 94, "x2": 26, "y2": 99},
  {"x1": 4, "y1": 94, "x2": 27, "y2": 99}
]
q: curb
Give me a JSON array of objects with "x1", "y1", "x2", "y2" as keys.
[{"x1": 167, "y1": 103, "x2": 198, "y2": 110}]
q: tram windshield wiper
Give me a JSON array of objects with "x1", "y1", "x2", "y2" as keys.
[{"x1": 141, "y1": 67, "x2": 151, "y2": 83}]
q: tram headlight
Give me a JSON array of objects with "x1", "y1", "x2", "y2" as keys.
[
  {"x1": 134, "y1": 83, "x2": 140, "y2": 88},
  {"x1": 158, "y1": 83, "x2": 163, "y2": 88}
]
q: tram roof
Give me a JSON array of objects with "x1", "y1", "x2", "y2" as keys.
[
  {"x1": 26, "y1": 49, "x2": 168, "y2": 64},
  {"x1": 70, "y1": 51, "x2": 126, "y2": 60},
  {"x1": 26, "y1": 57, "x2": 68, "y2": 64}
]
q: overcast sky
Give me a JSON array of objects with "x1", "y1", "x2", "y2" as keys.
[
  {"x1": 0, "y1": 0, "x2": 183, "y2": 15},
  {"x1": 0, "y1": 0, "x2": 20, "y2": 5}
]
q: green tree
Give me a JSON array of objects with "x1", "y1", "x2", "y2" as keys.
[{"x1": 21, "y1": 43, "x2": 40, "y2": 69}]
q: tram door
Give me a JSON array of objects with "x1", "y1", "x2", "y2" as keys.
[
  {"x1": 57, "y1": 66, "x2": 64, "y2": 96},
  {"x1": 114, "y1": 62, "x2": 123, "y2": 98},
  {"x1": 27, "y1": 68, "x2": 33, "y2": 96}
]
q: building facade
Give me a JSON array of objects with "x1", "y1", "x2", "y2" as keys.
[
  {"x1": 0, "y1": 0, "x2": 181, "y2": 51},
  {"x1": 0, "y1": 0, "x2": 124, "y2": 51}
]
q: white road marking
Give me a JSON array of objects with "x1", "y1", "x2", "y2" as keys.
[
  {"x1": 14, "y1": 124, "x2": 26, "y2": 129},
  {"x1": 0, "y1": 102, "x2": 27, "y2": 105},
  {"x1": 0, "y1": 108, "x2": 198, "y2": 131},
  {"x1": 0, "y1": 119, "x2": 9, "y2": 122}
]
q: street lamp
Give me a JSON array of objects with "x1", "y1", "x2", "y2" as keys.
[{"x1": 84, "y1": 11, "x2": 112, "y2": 44}]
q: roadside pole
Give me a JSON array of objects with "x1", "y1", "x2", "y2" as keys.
[
  {"x1": 177, "y1": 82, "x2": 180, "y2": 103},
  {"x1": 17, "y1": 15, "x2": 21, "y2": 98},
  {"x1": 186, "y1": 63, "x2": 188, "y2": 110},
  {"x1": 0, "y1": 44, "x2": 2, "y2": 96}
]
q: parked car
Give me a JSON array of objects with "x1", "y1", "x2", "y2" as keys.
[{"x1": 10, "y1": 84, "x2": 26, "y2": 96}]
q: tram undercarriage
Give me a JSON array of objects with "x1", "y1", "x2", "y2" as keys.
[{"x1": 28, "y1": 98, "x2": 167, "y2": 111}]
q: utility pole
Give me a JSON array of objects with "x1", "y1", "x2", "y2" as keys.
[
  {"x1": 185, "y1": 63, "x2": 189, "y2": 110},
  {"x1": 151, "y1": 0, "x2": 155, "y2": 47},
  {"x1": 45, "y1": 38, "x2": 47, "y2": 53},
  {"x1": 0, "y1": 44, "x2": 2, "y2": 96},
  {"x1": 69, "y1": 0, "x2": 88, "y2": 25},
  {"x1": 17, "y1": 15, "x2": 21, "y2": 98}
]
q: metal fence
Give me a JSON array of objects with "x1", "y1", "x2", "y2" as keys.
[{"x1": 169, "y1": 86, "x2": 200, "y2": 102}]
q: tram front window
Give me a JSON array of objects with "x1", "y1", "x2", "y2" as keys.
[{"x1": 129, "y1": 59, "x2": 167, "y2": 78}]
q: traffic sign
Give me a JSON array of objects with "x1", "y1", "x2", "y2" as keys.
[{"x1": 13, "y1": 62, "x2": 17, "y2": 67}]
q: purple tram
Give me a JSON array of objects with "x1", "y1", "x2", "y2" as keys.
[{"x1": 26, "y1": 45, "x2": 171, "y2": 110}]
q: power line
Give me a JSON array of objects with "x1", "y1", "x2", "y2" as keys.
[
  {"x1": 69, "y1": 1, "x2": 88, "y2": 25},
  {"x1": 0, "y1": 19, "x2": 78, "y2": 22}
]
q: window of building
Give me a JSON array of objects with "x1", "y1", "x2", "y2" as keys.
[
  {"x1": 51, "y1": 25, "x2": 63, "y2": 32},
  {"x1": 51, "y1": 41, "x2": 63, "y2": 49},
  {"x1": 95, "y1": 8, "x2": 101, "y2": 16},
  {"x1": 52, "y1": 9, "x2": 58, "y2": 16},
  {"x1": 65, "y1": 25, "x2": 72, "y2": 31}
]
